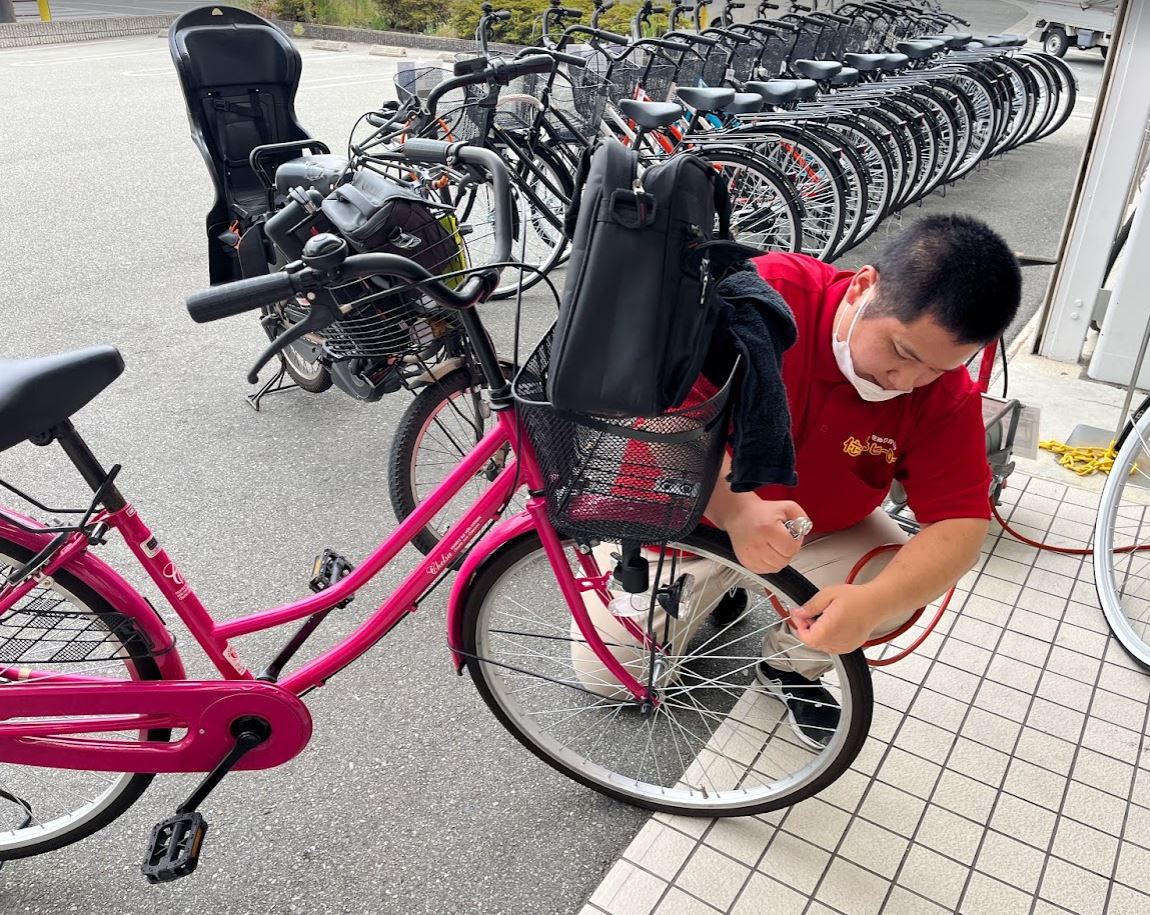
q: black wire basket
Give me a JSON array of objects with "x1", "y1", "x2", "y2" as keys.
[
  {"x1": 394, "y1": 64, "x2": 487, "y2": 141},
  {"x1": 549, "y1": 61, "x2": 611, "y2": 143},
  {"x1": 701, "y1": 45, "x2": 730, "y2": 87},
  {"x1": 729, "y1": 41, "x2": 763, "y2": 83},
  {"x1": 282, "y1": 202, "x2": 466, "y2": 362},
  {"x1": 513, "y1": 329, "x2": 737, "y2": 543}
]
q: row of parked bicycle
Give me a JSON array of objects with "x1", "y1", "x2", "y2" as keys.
[{"x1": 419, "y1": 0, "x2": 1076, "y2": 279}]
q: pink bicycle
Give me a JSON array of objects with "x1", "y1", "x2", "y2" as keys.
[{"x1": 0, "y1": 141, "x2": 871, "y2": 883}]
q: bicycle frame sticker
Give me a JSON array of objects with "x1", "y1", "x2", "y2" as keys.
[
  {"x1": 162, "y1": 561, "x2": 192, "y2": 600},
  {"x1": 222, "y1": 645, "x2": 248, "y2": 676},
  {"x1": 427, "y1": 513, "x2": 490, "y2": 576}
]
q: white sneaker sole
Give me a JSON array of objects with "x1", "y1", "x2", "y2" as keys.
[{"x1": 755, "y1": 665, "x2": 834, "y2": 752}]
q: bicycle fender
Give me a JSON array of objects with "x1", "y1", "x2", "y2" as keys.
[
  {"x1": 446, "y1": 510, "x2": 538, "y2": 672},
  {"x1": 0, "y1": 511, "x2": 186, "y2": 680}
]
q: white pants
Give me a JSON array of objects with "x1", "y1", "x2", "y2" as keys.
[{"x1": 570, "y1": 509, "x2": 912, "y2": 695}]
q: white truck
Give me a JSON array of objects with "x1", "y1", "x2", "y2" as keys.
[{"x1": 1033, "y1": 0, "x2": 1119, "y2": 58}]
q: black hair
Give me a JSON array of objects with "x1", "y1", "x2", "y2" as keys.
[{"x1": 869, "y1": 214, "x2": 1022, "y2": 344}]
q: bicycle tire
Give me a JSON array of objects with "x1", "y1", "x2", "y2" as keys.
[
  {"x1": 693, "y1": 146, "x2": 804, "y2": 254},
  {"x1": 1094, "y1": 406, "x2": 1150, "y2": 669},
  {"x1": 750, "y1": 126, "x2": 848, "y2": 259},
  {"x1": 461, "y1": 527, "x2": 873, "y2": 816},
  {"x1": 1025, "y1": 52, "x2": 1077, "y2": 142},
  {"x1": 388, "y1": 363, "x2": 520, "y2": 559}
]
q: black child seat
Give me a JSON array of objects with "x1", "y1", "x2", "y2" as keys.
[{"x1": 170, "y1": 6, "x2": 342, "y2": 283}]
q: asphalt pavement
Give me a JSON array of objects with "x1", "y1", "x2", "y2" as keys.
[
  {"x1": 17, "y1": 0, "x2": 208, "y2": 18},
  {"x1": 0, "y1": 5, "x2": 1103, "y2": 912}
]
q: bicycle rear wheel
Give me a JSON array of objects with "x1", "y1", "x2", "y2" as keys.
[
  {"x1": 695, "y1": 148, "x2": 803, "y2": 253},
  {"x1": 1094, "y1": 403, "x2": 1150, "y2": 668},
  {"x1": 461, "y1": 527, "x2": 872, "y2": 816},
  {"x1": 0, "y1": 536, "x2": 171, "y2": 859},
  {"x1": 388, "y1": 362, "x2": 524, "y2": 558}
]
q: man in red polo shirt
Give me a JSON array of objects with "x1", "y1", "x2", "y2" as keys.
[{"x1": 573, "y1": 214, "x2": 1021, "y2": 749}]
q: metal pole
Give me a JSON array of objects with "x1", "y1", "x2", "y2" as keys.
[
  {"x1": 0, "y1": 1, "x2": 16, "y2": 25},
  {"x1": 37, "y1": 0, "x2": 50, "y2": 21}
]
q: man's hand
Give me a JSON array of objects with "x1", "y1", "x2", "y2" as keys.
[
  {"x1": 725, "y1": 499, "x2": 810, "y2": 574},
  {"x1": 790, "y1": 583, "x2": 885, "y2": 655}
]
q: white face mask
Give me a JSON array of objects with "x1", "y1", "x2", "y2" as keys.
[{"x1": 832, "y1": 294, "x2": 913, "y2": 402}]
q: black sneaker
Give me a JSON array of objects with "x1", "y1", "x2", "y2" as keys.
[
  {"x1": 755, "y1": 662, "x2": 840, "y2": 750},
  {"x1": 710, "y1": 588, "x2": 748, "y2": 627}
]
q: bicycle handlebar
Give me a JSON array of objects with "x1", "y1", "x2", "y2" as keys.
[
  {"x1": 633, "y1": 36, "x2": 693, "y2": 52},
  {"x1": 187, "y1": 143, "x2": 511, "y2": 324},
  {"x1": 425, "y1": 53, "x2": 557, "y2": 118},
  {"x1": 187, "y1": 272, "x2": 296, "y2": 323},
  {"x1": 664, "y1": 29, "x2": 721, "y2": 47},
  {"x1": 562, "y1": 24, "x2": 631, "y2": 46},
  {"x1": 516, "y1": 46, "x2": 589, "y2": 67},
  {"x1": 702, "y1": 26, "x2": 752, "y2": 44}
]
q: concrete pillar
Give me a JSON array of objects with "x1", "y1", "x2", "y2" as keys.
[{"x1": 1038, "y1": 0, "x2": 1149, "y2": 363}]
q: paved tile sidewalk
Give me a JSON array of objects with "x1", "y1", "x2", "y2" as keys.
[{"x1": 580, "y1": 473, "x2": 1150, "y2": 915}]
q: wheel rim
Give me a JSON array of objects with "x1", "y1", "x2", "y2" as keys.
[
  {"x1": 759, "y1": 138, "x2": 843, "y2": 260},
  {"x1": 0, "y1": 548, "x2": 157, "y2": 855},
  {"x1": 704, "y1": 154, "x2": 801, "y2": 253},
  {"x1": 1094, "y1": 413, "x2": 1150, "y2": 668},
  {"x1": 471, "y1": 539, "x2": 865, "y2": 811}
]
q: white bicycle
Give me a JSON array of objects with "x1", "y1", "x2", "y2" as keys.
[{"x1": 1093, "y1": 394, "x2": 1150, "y2": 667}]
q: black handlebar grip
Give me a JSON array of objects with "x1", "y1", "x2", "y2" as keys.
[
  {"x1": 493, "y1": 9, "x2": 512, "y2": 20},
  {"x1": 516, "y1": 46, "x2": 588, "y2": 67},
  {"x1": 599, "y1": 0, "x2": 615, "y2": 9},
  {"x1": 552, "y1": 49, "x2": 590, "y2": 67},
  {"x1": 502, "y1": 54, "x2": 559, "y2": 79},
  {"x1": 588, "y1": 27, "x2": 630, "y2": 45},
  {"x1": 187, "y1": 272, "x2": 297, "y2": 323},
  {"x1": 559, "y1": 7, "x2": 583, "y2": 17},
  {"x1": 400, "y1": 138, "x2": 455, "y2": 164},
  {"x1": 644, "y1": 36, "x2": 692, "y2": 50},
  {"x1": 650, "y1": 6, "x2": 667, "y2": 13}
]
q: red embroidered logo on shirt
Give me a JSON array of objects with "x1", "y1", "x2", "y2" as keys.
[{"x1": 844, "y1": 435, "x2": 898, "y2": 464}]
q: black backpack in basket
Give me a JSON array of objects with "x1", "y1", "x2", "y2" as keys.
[{"x1": 547, "y1": 139, "x2": 755, "y2": 418}]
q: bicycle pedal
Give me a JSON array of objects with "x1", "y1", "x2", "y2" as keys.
[
  {"x1": 141, "y1": 812, "x2": 209, "y2": 884},
  {"x1": 310, "y1": 549, "x2": 355, "y2": 606}
]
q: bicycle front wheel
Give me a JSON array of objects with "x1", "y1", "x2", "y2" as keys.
[
  {"x1": 0, "y1": 536, "x2": 171, "y2": 859},
  {"x1": 460, "y1": 527, "x2": 872, "y2": 816},
  {"x1": 1094, "y1": 400, "x2": 1150, "y2": 668}
]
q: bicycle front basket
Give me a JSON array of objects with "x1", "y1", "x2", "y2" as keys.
[{"x1": 513, "y1": 328, "x2": 737, "y2": 543}]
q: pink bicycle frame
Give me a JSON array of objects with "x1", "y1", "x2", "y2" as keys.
[{"x1": 0, "y1": 408, "x2": 652, "y2": 774}]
